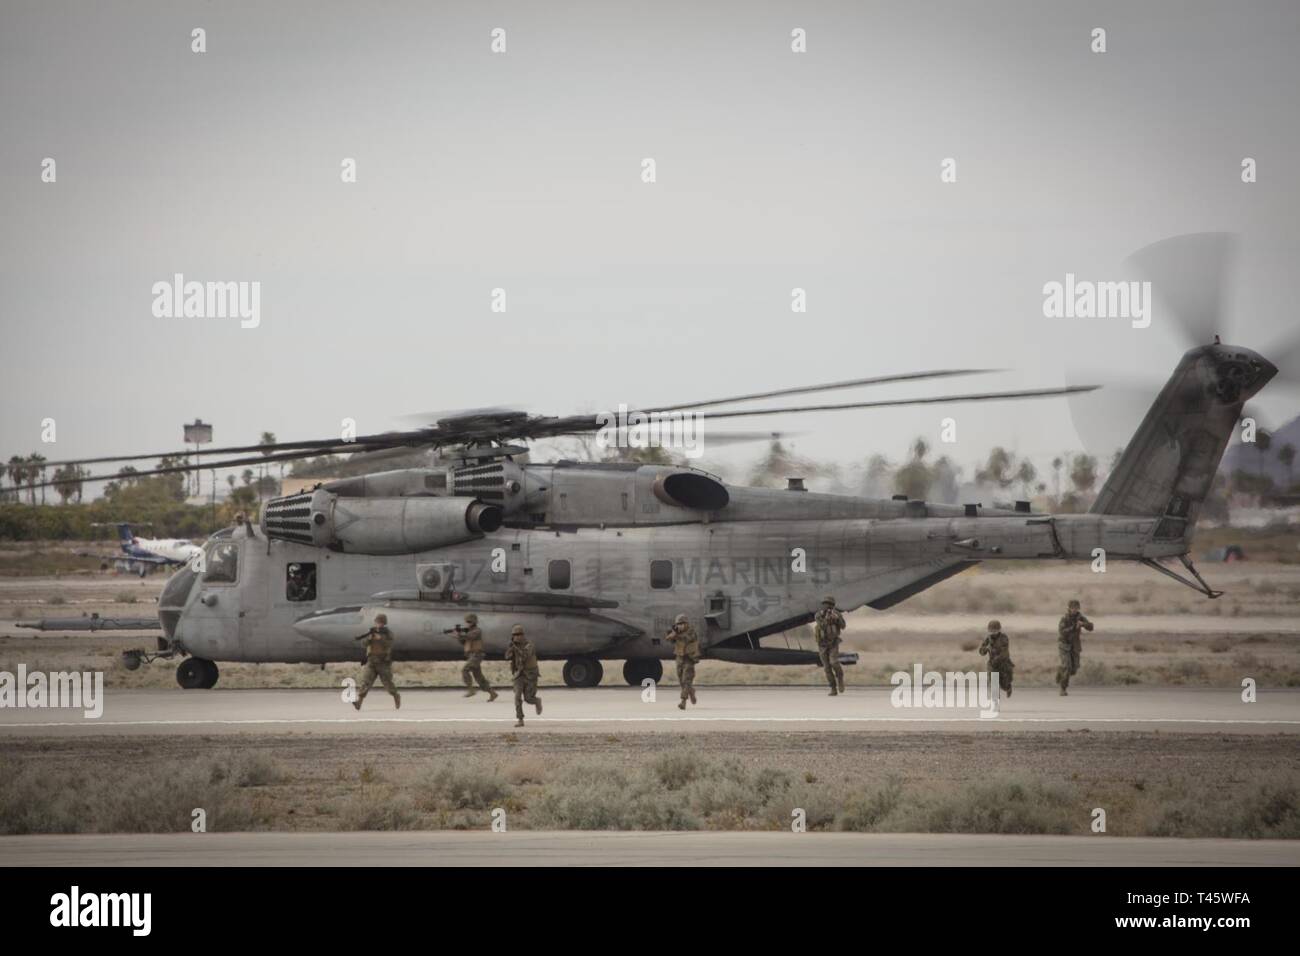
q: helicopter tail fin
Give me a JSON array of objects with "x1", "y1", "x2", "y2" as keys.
[{"x1": 1088, "y1": 343, "x2": 1275, "y2": 537}]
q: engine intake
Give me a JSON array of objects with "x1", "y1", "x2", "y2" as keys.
[
  {"x1": 263, "y1": 489, "x2": 501, "y2": 554},
  {"x1": 652, "y1": 471, "x2": 730, "y2": 511}
]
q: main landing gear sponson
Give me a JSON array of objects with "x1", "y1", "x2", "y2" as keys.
[
  {"x1": 622, "y1": 659, "x2": 664, "y2": 686},
  {"x1": 176, "y1": 657, "x2": 219, "y2": 689},
  {"x1": 562, "y1": 657, "x2": 604, "y2": 688}
]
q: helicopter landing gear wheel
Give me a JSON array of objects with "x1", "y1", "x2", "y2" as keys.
[
  {"x1": 622, "y1": 659, "x2": 664, "y2": 685},
  {"x1": 177, "y1": 658, "x2": 219, "y2": 689},
  {"x1": 563, "y1": 657, "x2": 604, "y2": 688}
]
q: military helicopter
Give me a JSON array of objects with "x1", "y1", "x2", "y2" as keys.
[
  {"x1": 26, "y1": 349, "x2": 1276, "y2": 691},
  {"x1": 20, "y1": 237, "x2": 1288, "y2": 690}
]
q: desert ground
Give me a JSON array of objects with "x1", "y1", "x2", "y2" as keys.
[{"x1": 1, "y1": 731, "x2": 1297, "y2": 846}]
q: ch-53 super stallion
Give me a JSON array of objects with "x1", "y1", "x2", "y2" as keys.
[{"x1": 22, "y1": 237, "x2": 1288, "y2": 691}]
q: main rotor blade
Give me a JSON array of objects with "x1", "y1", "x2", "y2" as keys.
[
  {"x1": 646, "y1": 369, "x2": 998, "y2": 413},
  {"x1": 682, "y1": 385, "x2": 1100, "y2": 422},
  {"x1": 1126, "y1": 232, "x2": 1235, "y2": 349},
  {"x1": 487, "y1": 387, "x2": 1098, "y2": 441},
  {"x1": 1261, "y1": 326, "x2": 1300, "y2": 383},
  {"x1": 694, "y1": 430, "x2": 804, "y2": 446},
  {"x1": 14, "y1": 441, "x2": 413, "y2": 492},
  {"x1": 32, "y1": 431, "x2": 437, "y2": 468}
]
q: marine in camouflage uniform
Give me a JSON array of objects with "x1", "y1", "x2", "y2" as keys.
[
  {"x1": 1056, "y1": 599, "x2": 1093, "y2": 696},
  {"x1": 353, "y1": 613, "x2": 400, "y2": 710},
  {"x1": 456, "y1": 613, "x2": 497, "y2": 701},
  {"x1": 978, "y1": 619, "x2": 1014, "y2": 698},
  {"x1": 666, "y1": 613, "x2": 701, "y2": 710},
  {"x1": 505, "y1": 624, "x2": 542, "y2": 727},
  {"x1": 814, "y1": 596, "x2": 846, "y2": 695}
]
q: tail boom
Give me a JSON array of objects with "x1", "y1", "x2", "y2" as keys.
[{"x1": 1088, "y1": 343, "x2": 1276, "y2": 545}]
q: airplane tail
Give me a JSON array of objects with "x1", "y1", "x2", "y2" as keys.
[
  {"x1": 1089, "y1": 343, "x2": 1276, "y2": 538},
  {"x1": 116, "y1": 523, "x2": 135, "y2": 545}
]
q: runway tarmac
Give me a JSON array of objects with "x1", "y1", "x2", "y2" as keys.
[
  {"x1": 1, "y1": 830, "x2": 1295, "y2": 866},
  {"x1": 1, "y1": 685, "x2": 1296, "y2": 735}
]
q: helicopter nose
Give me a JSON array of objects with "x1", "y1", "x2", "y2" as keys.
[{"x1": 159, "y1": 607, "x2": 180, "y2": 640}]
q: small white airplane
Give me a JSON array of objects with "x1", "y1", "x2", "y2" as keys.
[{"x1": 82, "y1": 523, "x2": 203, "y2": 576}]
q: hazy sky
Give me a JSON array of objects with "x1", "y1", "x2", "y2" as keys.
[{"x1": 2, "y1": 1, "x2": 1298, "y2": 492}]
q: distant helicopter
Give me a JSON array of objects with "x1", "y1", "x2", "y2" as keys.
[{"x1": 20, "y1": 237, "x2": 1289, "y2": 690}]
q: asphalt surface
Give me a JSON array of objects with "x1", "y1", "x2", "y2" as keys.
[
  {"x1": 1, "y1": 830, "x2": 1295, "y2": 866},
  {"x1": 1, "y1": 685, "x2": 1295, "y2": 735}
]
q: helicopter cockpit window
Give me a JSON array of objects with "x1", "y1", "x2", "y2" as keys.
[
  {"x1": 547, "y1": 559, "x2": 571, "y2": 590},
  {"x1": 286, "y1": 562, "x2": 317, "y2": 602},
  {"x1": 202, "y1": 541, "x2": 240, "y2": 585}
]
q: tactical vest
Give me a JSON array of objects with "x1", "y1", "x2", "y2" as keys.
[
  {"x1": 508, "y1": 640, "x2": 539, "y2": 674},
  {"x1": 670, "y1": 625, "x2": 701, "y2": 660},
  {"x1": 461, "y1": 626, "x2": 484, "y2": 655},
  {"x1": 364, "y1": 628, "x2": 394, "y2": 662}
]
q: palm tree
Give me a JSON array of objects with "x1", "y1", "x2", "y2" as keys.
[
  {"x1": 893, "y1": 436, "x2": 933, "y2": 500},
  {"x1": 1015, "y1": 459, "x2": 1038, "y2": 499},
  {"x1": 976, "y1": 447, "x2": 1015, "y2": 489},
  {"x1": 1070, "y1": 454, "x2": 1098, "y2": 496},
  {"x1": 53, "y1": 464, "x2": 77, "y2": 504},
  {"x1": 29, "y1": 453, "x2": 47, "y2": 504},
  {"x1": 20, "y1": 454, "x2": 39, "y2": 505},
  {"x1": 1255, "y1": 430, "x2": 1272, "y2": 474},
  {"x1": 6, "y1": 456, "x2": 28, "y2": 502}
]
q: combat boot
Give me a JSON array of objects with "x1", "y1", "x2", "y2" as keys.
[
  {"x1": 514, "y1": 719, "x2": 525, "y2": 727},
  {"x1": 487, "y1": 689, "x2": 499, "y2": 702},
  {"x1": 828, "y1": 686, "x2": 838, "y2": 696},
  {"x1": 837, "y1": 676, "x2": 845, "y2": 693},
  {"x1": 352, "y1": 698, "x2": 362, "y2": 711},
  {"x1": 463, "y1": 687, "x2": 477, "y2": 697},
  {"x1": 1059, "y1": 686, "x2": 1068, "y2": 696},
  {"x1": 688, "y1": 688, "x2": 697, "y2": 704},
  {"x1": 394, "y1": 693, "x2": 401, "y2": 709},
  {"x1": 678, "y1": 700, "x2": 686, "y2": 710},
  {"x1": 534, "y1": 697, "x2": 542, "y2": 715}
]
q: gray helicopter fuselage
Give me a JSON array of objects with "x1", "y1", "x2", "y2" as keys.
[{"x1": 163, "y1": 475, "x2": 1179, "y2": 666}]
